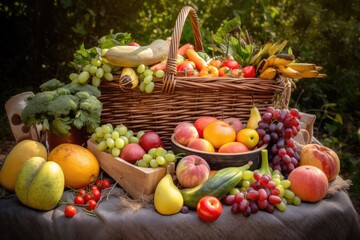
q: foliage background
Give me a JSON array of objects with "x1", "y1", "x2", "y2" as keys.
[{"x1": 0, "y1": 0, "x2": 359, "y2": 203}]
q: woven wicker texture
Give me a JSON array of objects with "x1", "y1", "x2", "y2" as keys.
[{"x1": 100, "y1": 6, "x2": 290, "y2": 148}]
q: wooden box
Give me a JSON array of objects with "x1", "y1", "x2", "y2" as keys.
[{"x1": 87, "y1": 140, "x2": 173, "y2": 199}]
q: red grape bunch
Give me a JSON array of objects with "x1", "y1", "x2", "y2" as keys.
[{"x1": 256, "y1": 107, "x2": 302, "y2": 176}]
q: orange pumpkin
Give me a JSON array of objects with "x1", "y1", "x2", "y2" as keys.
[{"x1": 47, "y1": 143, "x2": 99, "y2": 189}]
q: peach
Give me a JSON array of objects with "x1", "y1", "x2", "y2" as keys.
[
  {"x1": 299, "y1": 144, "x2": 340, "y2": 181},
  {"x1": 174, "y1": 122, "x2": 199, "y2": 146},
  {"x1": 218, "y1": 142, "x2": 249, "y2": 153},
  {"x1": 224, "y1": 117, "x2": 243, "y2": 133},
  {"x1": 194, "y1": 116, "x2": 217, "y2": 138},
  {"x1": 187, "y1": 138, "x2": 215, "y2": 152},
  {"x1": 288, "y1": 165, "x2": 329, "y2": 203}
]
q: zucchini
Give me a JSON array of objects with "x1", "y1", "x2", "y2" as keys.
[
  {"x1": 103, "y1": 39, "x2": 169, "y2": 67},
  {"x1": 180, "y1": 161, "x2": 252, "y2": 209}
]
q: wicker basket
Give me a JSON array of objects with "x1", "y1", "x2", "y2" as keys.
[{"x1": 99, "y1": 6, "x2": 291, "y2": 149}]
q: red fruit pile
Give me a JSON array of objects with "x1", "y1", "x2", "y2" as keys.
[{"x1": 64, "y1": 179, "x2": 111, "y2": 218}]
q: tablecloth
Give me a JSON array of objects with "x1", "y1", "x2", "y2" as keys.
[{"x1": 0, "y1": 186, "x2": 359, "y2": 240}]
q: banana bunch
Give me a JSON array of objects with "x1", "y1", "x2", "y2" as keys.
[
  {"x1": 257, "y1": 53, "x2": 326, "y2": 80},
  {"x1": 249, "y1": 40, "x2": 289, "y2": 67}
]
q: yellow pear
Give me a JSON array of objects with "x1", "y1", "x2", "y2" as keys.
[
  {"x1": 154, "y1": 174, "x2": 183, "y2": 215},
  {"x1": 246, "y1": 103, "x2": 262, "y2": 129}
]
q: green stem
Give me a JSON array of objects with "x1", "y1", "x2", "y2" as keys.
[{"x1": 259, "y1": 149, "x2": 272, "y2": 176}]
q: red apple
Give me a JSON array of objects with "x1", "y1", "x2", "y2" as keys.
[
  {"x1": 197, "y1": 196, "x2": 222, "y2": 222},
  {"x1": 174, "y1": 122, "x2": 194, "y2": 134},
  {"x1": 120, "y1": 143, "x2": 145, "y2": 164},
  {"x1": 194, "y1": 116, "x2": 217, "y2": 138},
  {"x1": 288, "y1": 165, "x2": 329, "y2": 203},
  {"x1": 128, "y1": 42, "x2": 140, "y2": 47},
  {"x1": 218, "y1": 142, "x2": 249, "y2": 153},
  {"x1": 174, "y1": 123, "x2": 199, "y2": 146},
  {"x1": 299, "y1": 144, "x2": 340, "y2": 181},
  {"x1": 177, "y1": 61, "x2": 195, "y2": 76},
  {"x1": 187, "y1": 138, "x2": 215, "y2": 152},
  {"x1": 176, "y1": 155, "x2": 210, "y2": 188},
  {"x1": 139, "y1": 131, "x2": 164, "y2": 152},
  {"x1": 224, "y1": 117, "x2": 243, "y2": 133}
]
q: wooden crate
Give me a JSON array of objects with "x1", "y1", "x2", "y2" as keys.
[{"x1": 87, "y1": 140, "x2": 174, "y2": 199}]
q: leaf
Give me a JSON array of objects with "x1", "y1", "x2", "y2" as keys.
[{"x1": 214, "y1": 17, "x2": 241, "y2": 45}]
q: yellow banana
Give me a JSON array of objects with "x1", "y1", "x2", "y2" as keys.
[
  {"x1": 288, "y1": 63, "x2": 316, "y2": 72},
  {"x1": 268, "y1": 42, "x2": 280, "y2": 56},
  {"x1": 316, "y1": 73, "x2": 327, "y2": 78},
  {"x1": 257, "y1": 58, "x2": 269, "y2": 73},
  {"x1": 260, "y1": 67, "x2": 277, "y2": 80},
  {"x1": 249, "y1": 42, "x2": 272, "y2": 66},
  {"x1": 299, "y1": 70, "x2": 319, "y2": 78},
  {"x1": 275, "y1": 40, "x2": 289, "y2": 54},
  {"x1": 266, "y1": 54, "x2": 295, "y2": 68},
  {"x1": 247, "y1": 103, "x2": 262, "y2": 129},
  {"x1": 120, "y1": 67, "x2": 139, "y2": 89},
  {"x1": 276, "y1": 65, "x2": 301, "y2": 79},
  {"x1": 316, "y1": 66, "x2": 323, "y2": 71}
]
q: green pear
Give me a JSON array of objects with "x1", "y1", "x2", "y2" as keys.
[{"x1": 154, "y1": 174, "x2": 183, "y2": 215}]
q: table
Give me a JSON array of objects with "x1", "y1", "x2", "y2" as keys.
[{"x1": 1, "y1": 185, "x2": 359, "y2": 240}]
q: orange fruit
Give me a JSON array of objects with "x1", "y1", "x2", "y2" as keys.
[
  {"x1": 203, "y1": 120, "x2": 236, "y2": 149},
  {"x1": 47, "y1": 143, "x2": 99, "y2": 189}
]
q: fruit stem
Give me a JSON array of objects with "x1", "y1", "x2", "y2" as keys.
[{"x1": 259, "y1": 149, "x2": 272, "y2": 176}]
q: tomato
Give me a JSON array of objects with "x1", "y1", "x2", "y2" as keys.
[
  {"x1": 86, "y1": 199, "x2": 97, "y2": 210},
  {"x1": 209, "y1": 58, "x2": 223, "y2": 69},
  {"x1": 76, "y1": 189, "x2": 86, "y2": 196},
  {"x1": 177, "y1": 61, "x2": 195, "y2": 76},
  {"x1": 74, "y1": 195, "x2": 85, "y2": 205},
  {"x1": 231, "y1": 68, "x2": 241, "y2": 77},
  {"x1": 102, "y1": 179, "x2": 111, "y2": 189},
  {"x1": 199, "y1": 66, "x2": 219, "y2": 77},
  {"x1": 242, "y1": 65, "x2": 256, "y2": 78},
  {"x1": 90, "y1": 185, "x2": 100, "y2": 192},
  {"x1": 92, "y1": 189, "x2": 101, "y2": 202},
  {"x1": 64, "y1": 205, "x2": 77, "y2": 218},
  {"x1": 95, "y1": 179, "x2": 103, "y2": 189},
  {"x1": 218, "y1": 66, "x2": 231, "y2": 77},
  {"x1": 83, "y1": 193, "x2": 92, "y2": 203},
  {"x1": 197, "y1": 196, "x2": 222, "y2": 222},
  {"x1": 222, "y1": 59, "x2": 239, "y2": 70}
]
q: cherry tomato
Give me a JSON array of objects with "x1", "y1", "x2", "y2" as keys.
[
  {"x1": 199, "y1": 66, "x2": 219, "y2": 77},
  {"x1": 102, "y1": 179, "x2": 111, "y2": 189},
  {"x1": 64, "y1": 205, "x2": 77, "y2": 218},
  {"x1": 92, "y1": 189, "x2": 101, "y2": 202},
  {"x1": 86, "y1": 200, "x2": 97, "y2": 210},
  {"x1": 242, "y1": 65, "x2": 256, "y2": 78},
  {"x1": 83, "y1": 193, "x2": 92, "y2": 203},
  {"x1": 95, "y1": 179, "x2": 103, "y2": 189},
  {"x1": 90, "y1": 185, "x2": 100, "y2": 192},
  {"x1": 74, "y1": 195, "x2": 85, "y2": 205},
  {"x1": 222, "y1": 59, "x2": 239, "y2": 69},
  {"x1": 197, "y1": 196, "x2": 222, "y2": 222},
  {"x1": 76, "y1": 189, "x2": 86, "y2": 196}
]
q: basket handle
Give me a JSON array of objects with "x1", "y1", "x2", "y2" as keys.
[{"x1": 162, "y1": 6, "x2": 204, "y2": 93}]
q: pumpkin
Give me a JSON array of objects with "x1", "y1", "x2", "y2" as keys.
[{"x1": 47, "y1": 143, "x2": 99, "y2": 189}]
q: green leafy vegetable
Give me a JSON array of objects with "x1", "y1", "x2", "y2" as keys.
[{"x1": 21, "y1": 79, "x2": 102, "y2": 136}]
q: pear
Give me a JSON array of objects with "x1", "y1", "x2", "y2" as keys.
[
  {"x1": 246, "y1": 103, "x2": 262, "y2": 129},
  {"x1": 154, "y1": 174, "x2": 184, "y2": 215}
]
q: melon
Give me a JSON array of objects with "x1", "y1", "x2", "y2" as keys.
[
  {"x1": 15, "y1": 156, "x2": 65, "y2": 210},
  {"x1": 0, "y1": 140, "x2": 47, "y2": 192}
]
